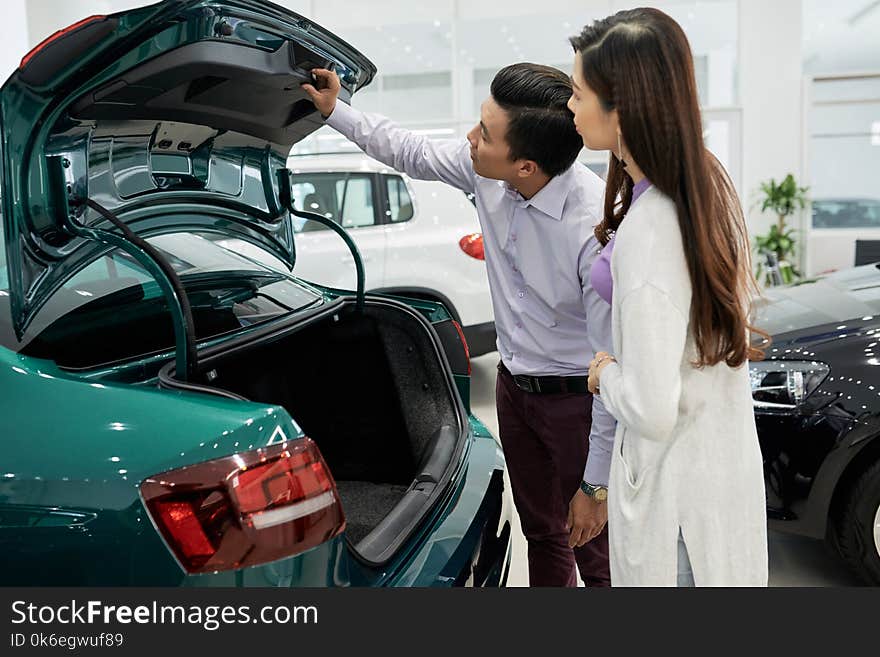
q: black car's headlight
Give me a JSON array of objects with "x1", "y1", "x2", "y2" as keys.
[{"x1": 749, "y1": 360, "x2": 829, "y2": 410}]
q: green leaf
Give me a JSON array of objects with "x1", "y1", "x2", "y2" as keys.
[{"x1": 756, "y1": 173, "x2": 810, "y2": 219}]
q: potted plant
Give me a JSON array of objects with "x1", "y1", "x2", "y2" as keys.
[{"x1": 754, "y1": 174, "x2": 809, "y2": 286}]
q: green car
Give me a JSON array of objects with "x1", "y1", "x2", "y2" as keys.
[{"x1": 0, "y1": 0, "x2": 511, "y2": 587}]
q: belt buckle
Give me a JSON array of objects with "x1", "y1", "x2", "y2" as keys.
[{"x1": 513, "y1": 375, "x2": 534, "y2": 393}]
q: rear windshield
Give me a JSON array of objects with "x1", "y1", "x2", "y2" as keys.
[{"x1": 0, "y1": 233, "x2": 322, "y2": 369}]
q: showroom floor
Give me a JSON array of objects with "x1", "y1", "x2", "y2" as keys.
[{"x1": 468, "y1": 354, "x2": 863, "y2": 587}]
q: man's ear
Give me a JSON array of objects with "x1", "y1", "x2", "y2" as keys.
[{"x1": 517, "y1": 160, "x2": 539, "y2": 178}]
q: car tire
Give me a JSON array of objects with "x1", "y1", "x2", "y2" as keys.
[{"x1": 836, "y1": 458, "x2": 880, "y2": 585}]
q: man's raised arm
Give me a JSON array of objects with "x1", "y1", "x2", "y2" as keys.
[{"x1": 302, "y1": 69, "x2": 476, "y2": 194}]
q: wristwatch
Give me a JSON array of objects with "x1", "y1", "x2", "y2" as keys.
[{"x1": 580, "y1": 481, "x2": 608, "y2": 502}]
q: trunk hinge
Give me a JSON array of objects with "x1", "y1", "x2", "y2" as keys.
[
  {"x1": 66, "y1": 197, "x2": 199, "y2": 381},
  {"x1": 278, "y1": 168, "x2": 365, "y2": 312}
]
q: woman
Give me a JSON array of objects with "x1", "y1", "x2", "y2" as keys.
[{"x1": 569, "y1": 8, "x2": 770, "y2": 586}]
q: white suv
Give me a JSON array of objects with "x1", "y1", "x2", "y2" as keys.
[{"x1": 219, "y1": 152, "x2": 496, "y2": 356}]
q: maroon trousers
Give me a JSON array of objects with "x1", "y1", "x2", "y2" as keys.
[{"x1": 496, "y1": 363, "x2": 611, "y2": 587}]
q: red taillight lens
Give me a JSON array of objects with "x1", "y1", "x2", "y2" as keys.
[
  {"x1": 155, "y1": 500, "x2": 217, "y2": 562},
  {"x1": 140, "y1": 438, "x2": 345, "y2": 574},
  {"x1": 20, "y1": 15, "x2": 107, "y2": 70},
  {"x1": 459, "y1": 233, "x2": 485, "y2": 260},
  {"x1": 452, "y1": 320, "x2": 472, "y2": 376}
]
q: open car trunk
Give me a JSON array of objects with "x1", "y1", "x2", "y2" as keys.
[{"x1": 160, "y1": 298, "x2": 466, "y2": 565}]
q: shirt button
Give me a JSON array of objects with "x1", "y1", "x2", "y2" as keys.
[
  {"x1": 518, "y1": 291, "x2": 525, "y2": 298},
  {"x1": 511, "y1": 234, "x2": 517, "y2": 242}
]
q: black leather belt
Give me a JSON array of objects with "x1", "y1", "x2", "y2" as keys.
[{"x1": 498, "y1": 362, "x2": 589, "y2": 395}]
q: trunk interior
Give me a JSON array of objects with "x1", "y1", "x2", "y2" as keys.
[{"x1": 193, "y1": 300, "x2": 464, "y2": 561}]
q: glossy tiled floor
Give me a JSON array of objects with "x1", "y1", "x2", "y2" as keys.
[{"x1": 468, "y1": 354, "x2": 863, "y2": 587}]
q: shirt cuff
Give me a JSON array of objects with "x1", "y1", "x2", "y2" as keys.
[
  {"x1": 583, "y1": 454, "x2": 610, "y2": 488},
  {"x1": 324, "y1": 99, "x2": 357, "y2": 132}
]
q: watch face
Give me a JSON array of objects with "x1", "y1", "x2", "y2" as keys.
[{"x1": 595, "y1": 488, "x2": 608, "y2": 502}]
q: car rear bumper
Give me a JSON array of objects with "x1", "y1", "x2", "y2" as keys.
[
  {"x1": 382, "y1": 436, "x2": 512, "y2": 587},
  {"x1": 448, "y1": 468, "x2": 512, "y2": 586}
]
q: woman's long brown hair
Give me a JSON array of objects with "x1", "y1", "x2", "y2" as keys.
[{"x1": 571, "y1": 8, "x2": 768, "y2": 367}]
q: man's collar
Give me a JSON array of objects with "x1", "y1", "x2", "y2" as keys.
[{"x1": 503, "y1": 167, "x2": 574, "y2": 221}]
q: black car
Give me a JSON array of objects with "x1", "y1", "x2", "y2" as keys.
[{"x1": 752, "y1": 263, "x2": 880, "y2": 584}]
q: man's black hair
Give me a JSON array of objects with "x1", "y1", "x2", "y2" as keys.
[{"x1": 490, "y1": 63, "x2": 583, "y2": 177}]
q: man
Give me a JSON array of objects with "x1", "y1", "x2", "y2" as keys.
[{"x1": 302, "y1": 63, "x2": 615, "y2": 587}]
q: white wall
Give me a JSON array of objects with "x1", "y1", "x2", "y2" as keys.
[
  {"x1": 0, "y1": 1, "x2": 29, "y2": 82},
  {"x1": 738, "y1": 0, "x2": 805, "y2": 243},
  {"x1": 25, "y1": 0, "x2": 145, "y2": 48}
]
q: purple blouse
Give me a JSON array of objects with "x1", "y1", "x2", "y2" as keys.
[{"x1": 590, "y1": 178, "x2": 652, "y2": 305}]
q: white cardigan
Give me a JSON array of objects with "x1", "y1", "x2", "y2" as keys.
[{"x1": 598, "y1": 186, "x2": 768, "y2": 587}]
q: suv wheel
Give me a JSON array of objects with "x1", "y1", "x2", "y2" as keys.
[{"x1": 836, "y1": 458, "x2": 880, "y2": 585}]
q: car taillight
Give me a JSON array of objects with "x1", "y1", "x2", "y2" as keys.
[
  {"x1": 459, "y1": 233, "x2": 485, "y2": 260},
  {"x1": 20, "y1": 15, "x2": 107, "y2": 69},
  {"x1": 452, "y1": 320, "x2": 472, "y2": 376},
  {"x1": 140, "y1": 438, "x2": 345, "y2": 574}
]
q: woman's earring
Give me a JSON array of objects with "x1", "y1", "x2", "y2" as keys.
[{"x1": 617, "y1": 133, "x2": 627, "y2": 169}]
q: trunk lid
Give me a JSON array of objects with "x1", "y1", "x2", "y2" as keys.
[{"x1": 1, "y1": 0, "x2": 375, "y2": 343}]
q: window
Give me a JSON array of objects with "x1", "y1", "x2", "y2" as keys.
[
  {"x1": 385, "y1": 176, "x2": 414, "y2": 223},
  {"x1": 809, "y1": 77, "x2": 880, "y2": 230},
  {"x1": 288, "y1": 172, "x2": 377, "y2": 232},
  {"x1": 1, "y1": 233, "x2": 320, "y2": 369},
  {"x1": 813, "y1": 200, "x2": 880, "y2": 229}
]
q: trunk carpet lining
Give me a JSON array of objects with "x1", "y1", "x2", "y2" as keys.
[{"x1": 335, "y1": 481, "x2": 411, "y2": 547}]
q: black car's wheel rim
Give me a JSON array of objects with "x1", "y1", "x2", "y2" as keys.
[{"x1": 874, "y1": 500, "x2": 880, "y2": 559}]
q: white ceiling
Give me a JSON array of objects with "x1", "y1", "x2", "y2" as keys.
[
  {"x1": 803, "y1": 0, "x2": 880, "y2": 74},
  {"x1": 22, "y1": 1, "x2": 880, "y2": 77},
  {"x1": 308, "y1": 1, "x2": 739, "y2": 77}
]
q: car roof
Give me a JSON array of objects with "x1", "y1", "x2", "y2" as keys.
[{"x1": 287, "y1": 151, "x2": 411, "y2": 175}]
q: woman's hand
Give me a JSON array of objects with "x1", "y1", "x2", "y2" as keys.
[{"x1": 588, "y1": 351, "x2": 616, "y2": 394}]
